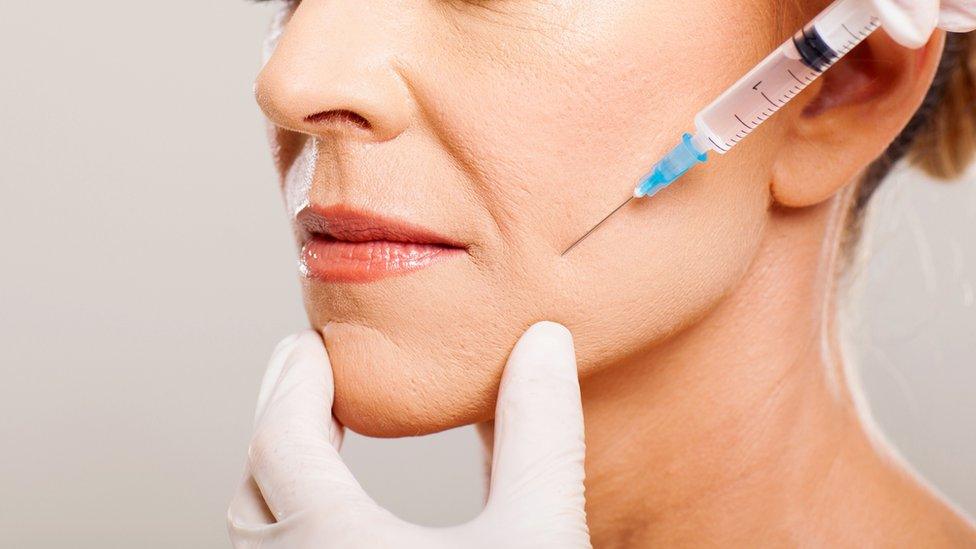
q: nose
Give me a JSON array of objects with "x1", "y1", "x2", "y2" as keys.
[{"x1": 255, "y1": 2, "x2": 412, "y2": 143}]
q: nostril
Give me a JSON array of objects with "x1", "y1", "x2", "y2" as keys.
[{"x1": 304, "y1": 109, "x2": 372, "y2": 131}]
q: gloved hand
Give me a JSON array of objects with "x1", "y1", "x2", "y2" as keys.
[
  {"x1": 872, "y1": 0, "x2": 976, "y2": 48},
  {"x1": 227, "y1": 322, "x2": 591, "y2": 548}
]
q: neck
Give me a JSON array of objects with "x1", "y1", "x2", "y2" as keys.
[
  {"x1": 475, "y1": 189, "x2": 975, "y2": 545},
  {"x1": 480, "y1": 191, "x2": 972, "y2": 545},
  {"x1": 578, "y1": 192, "x2": 868, "y2": 546},
  {"x1": 571, "y1": 186, "x2": 976, "y2": 546}
]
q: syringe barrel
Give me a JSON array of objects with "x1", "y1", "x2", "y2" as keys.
[{"x1": 694, "y1": 0, "x2": 879, "y2": 155}]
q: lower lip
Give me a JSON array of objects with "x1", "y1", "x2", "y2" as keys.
[{"x1": 301, "y1": 238, "x2": 463, "y2": 283}]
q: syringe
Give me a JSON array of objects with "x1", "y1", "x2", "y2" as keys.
[{"x1": 562, "y1": 0, "x2": 880, "y2": 255}]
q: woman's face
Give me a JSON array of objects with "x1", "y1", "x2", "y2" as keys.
[{"x1": 257, "y1": 0, "x2": 797, "y2": 436}]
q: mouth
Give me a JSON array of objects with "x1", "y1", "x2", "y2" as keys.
[{"x1": 295, "y1": 205, "x2": 467, "y2": 283}]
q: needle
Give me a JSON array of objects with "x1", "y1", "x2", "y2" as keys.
[{"x1": 560, "y1": 195, "x2": 635, "y2": 256}]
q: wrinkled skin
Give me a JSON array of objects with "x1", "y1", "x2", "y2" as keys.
[
  {"x1": 252, "y1": 0, "x2": 976, "y2": 546},
  {"x1": 257, "y1": 0, "x2": 783, "y2": 436}
]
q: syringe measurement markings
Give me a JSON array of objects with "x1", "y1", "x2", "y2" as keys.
[
  {"x1": 716, "y1": 16, "x2": 874, "y2": 155},
  {"x1": 725, "y1": 16, "x2": 878, "y2": 154},
  {"x1": 788, "y1": 69, "x2": 805, "y2": 86},
  {"x1": 708, "y1": 136, "x2": 728, "y2": 153},
  {"x1": 846, "y1": 22, "x2": 872, "y2": 39}
]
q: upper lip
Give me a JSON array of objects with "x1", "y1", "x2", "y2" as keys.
[{"x1": 296, "y1": 204, "x2": 466, "y2": 248}]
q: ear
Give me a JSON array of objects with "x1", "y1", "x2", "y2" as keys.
[{"x1": 770, "y1": 30, "x2": 946, "y2": 208}]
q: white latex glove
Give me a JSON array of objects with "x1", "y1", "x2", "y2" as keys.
[
  {"x1": 873, "y1": 0, "x2": 976, "y2": 48},
  {"x1": 227, "y1": 322, "x2": 591, "y2": 548}
]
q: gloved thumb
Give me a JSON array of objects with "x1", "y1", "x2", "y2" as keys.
[
  {"x1": 872, "y1": 0, "x2": 940, "y2": 48},
  {"x1": 246, "y1": 330, "x2": 364, "y2": 520},
  {"x1": 940, "y1": 0, "x2": 976, "y2": 33},
  {"x1": 482, "y1": 322, "x2": 589, "y2": 545}
]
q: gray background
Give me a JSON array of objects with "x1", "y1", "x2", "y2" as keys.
[{"x1": 0, "y1": 2, "x2": 972, "y2": 547}]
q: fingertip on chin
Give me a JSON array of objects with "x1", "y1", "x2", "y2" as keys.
[
  {"x1": 272, "y1": 332, "x2": 303, "y2": 357},
  {"x1": 523, "y1": 321, "x2": 574, "y2": 344},
  {"x1": 272, "y1": 329, "x2": 323, "y2": 357},
  {"x1": 508, "y1": 321, "x2": 579, "y2": 383},
  {"x1": 292, "y1": 328, "x2": 328, "y2": 355}
]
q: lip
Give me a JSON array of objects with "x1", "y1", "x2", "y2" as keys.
[{"x1": 296, "y1": 205, "x2": 466, "y2": 283}]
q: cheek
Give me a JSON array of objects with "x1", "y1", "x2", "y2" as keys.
[
  {"x1": 422, "y1": 1, "x2": 768, "y2": 248},
  {"x1": 420, "y1": 2, "x2": 774, "y2": 370},
  {"x1": 557, "y1": 156, "x2": 771, "y2": 375},
  {"x1": 312, "y1": 0, "x2": 784, "y2": 435}
]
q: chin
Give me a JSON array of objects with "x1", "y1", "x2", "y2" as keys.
[{"x1": 321, "y1": 321, "x2": 501, "y2": 438}]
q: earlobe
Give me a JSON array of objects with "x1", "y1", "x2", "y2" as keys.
[{"x1": 769, "y1": 30, "x2": 946, "y2": 208}]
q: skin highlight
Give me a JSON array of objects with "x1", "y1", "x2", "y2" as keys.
[{"x1": 254, "y1": 0, "x2": 976, "y2": 546}]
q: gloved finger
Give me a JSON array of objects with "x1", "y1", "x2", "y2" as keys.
[
  {"x1": 485, "y1": 322, "x2": 588, "y2": 528},
  {"x1": 248, "y1": 330, "x2": 370, "y2": 521},
  {"x1": 940, "y1": 1, "x2": 976, "y2": 33},
  {"x1": 872, "y1": 0, "x2": 940, "y2": 48},
  {"x1": 228, "y1": 334, "x2": 339, "y2": 530},
  {"x1": 227, "y1": 336, "x2": 298, "y2": 541},
  {"x1": 254, "y1": 333, "x2": 302, "y2": 426},
  {"x1": 227, "y1": 475, "x2": 330, "y2": 548},
  {"x1": 227, "y1": 474, "x2": 275, "y2": 531}
]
